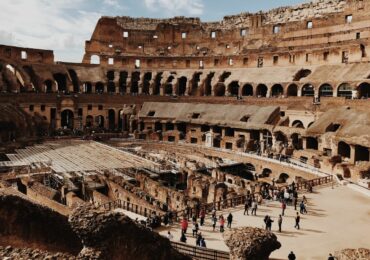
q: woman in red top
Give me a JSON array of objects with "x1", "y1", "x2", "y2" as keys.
[
  {"x1": 181, "y1": 218, "x2": 188, "y2": 234},
  {"x1": 219, "y1": 215, "x2": 225, "y2": 232}
]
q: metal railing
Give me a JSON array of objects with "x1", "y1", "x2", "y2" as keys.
[{"x1": 171, "y1": 241, "x2": 229, "y2": 260}]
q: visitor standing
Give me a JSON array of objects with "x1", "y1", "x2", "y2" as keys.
[
  {"x1": 278, "y1": 214, "x2": 283, "y2": 232},
  {"x1": 288, "y1": 251, "x2": 296, "y2": 260},
  {"x1": 219, "y1": 215, "x2": 225, "y2": 232},
  {"x1": 294, "y1": 212, "x2": 300, "y2": 230},
  {"x1": 227, "y1": 213, "x2": 233, "y2": 228},
  {"x1": 281, "y1": 201, "x2": 287, "y2": 216}
]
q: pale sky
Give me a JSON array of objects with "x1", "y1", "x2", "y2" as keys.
[{"x1": 0, "y1": 0, "x2": 308, "y2": 62}]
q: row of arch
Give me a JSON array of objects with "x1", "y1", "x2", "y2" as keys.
[{"x1": 2, "y1": 63, "x2": 370, "y2": 98}]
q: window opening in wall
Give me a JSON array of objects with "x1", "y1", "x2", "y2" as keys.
[
  {"x1": 153, "y1": 35, "x2": 158, "y2": 39},
  {"x1": 345, "y1": 15, "x2": 353, "y2": 24},
  {"x1": 257, "y1": 57, "x2": 263, "y2": 68},
  {"x1": 98, "y1": 105, "x2": 103, "y2": 110},
  {"x1": 323, "y1": 51, "x2": 329, "y2": 61},
  {"x1": 191, "y1": 113, "x2": 200, "y2": 119},
  {"x1": 361, "y1": 44, "x2": 366, "y2": 58},
  {"x1": 226, "y1": 44, "x2": 230, "y2": 49},
  {"x1": 307, "y1": 21, "x2": 313, "y2": 29},
  {"x1": 123, "y1": 31, "x2": 128, "y2": 38},
  {"x1": 29, "y1": 105, "x2": 34, "y2": 111},
  {"x1": 243, "y1": 57, "x2": 248, "y2": 65},
  {"x1": 138, "y1": 45, "x2": 142, "y2": 49},
  {"x1": 229, "y1": 58, "x2": 233, "y2": 66},
  {"x1": 88, "y1": 105, "x2": 92, "y2": 110},
  {"x1": 342, "y1": 51, "x2": 349, "y2": 63},
  {"x1": 108, "y1": 44, "x2": 113, "y2": 48},
  {"x1": 326, "y1": 123, "x2": 341, "y2": 132},
  {"x1": 211, "y1": 31, "x2": 216, "y2": 38},
  {"x1": 199, "y1": 60, "x2": 204, "y2": 69},
  {"x1": 356, "y1": 32, "x2": 361, "y2": 39},
  {"x1": 21, "y1": 51, "x2": 27, "y2": 60},
  {"x1": 135, "y1": 59, "x2": 141, "y2": 69},
  {"x1": 240, "y1": 116, "x2": 250, "y2": 122},
  {"x1": 273, "y1": 25, "x2": 280, "y2": 34},
  {"x1": 108, "y1": 58, "x2": 114, "y2": 65},
  {"x1": 41, "y1": 105, "x2": 45, "y2": 111},
  {"x1": 289, "y1": 54, "x2": 295, "y2": 63},
  {"x1": 181, "y1": 32, "x2": 187, "y2": 39},
  {"x1": 214, "y1": 59, "x2": 219, "y2": 66},
  {"x1": 186, "y1": 60, "x2": 190, "y2": 68},
  {"x1": 240, "y1": 28, "x2": 248, "y2": 37},
  {"x1": 147, "y1": 111, "x2": 155, "y2": 116},
  {"x1": 273, "y1": 55, "x2": 279, "y2": 65},
  {"x1": 306, "y1": 53, "x2": 311, "y2": 62}
]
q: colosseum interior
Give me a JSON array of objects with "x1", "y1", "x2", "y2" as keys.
[{"x1": 0, "y1": 0, "x2": 370, "y2": 259}]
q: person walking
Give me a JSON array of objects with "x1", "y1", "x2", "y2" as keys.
[
  {"x1": 294, "y1": 212, "x2": 300, "y2": 230},
  {"x1": 278, "y1": 214, "x2": 283, "y2": 232},
  {"x1": 288, "y1": 251, "x2": 296, "y2": 260},
  {"x1": 219, "y1": 215, "x2": 225, "y2": 233},
  {"x1": 251, "y1": 200, "x2": 257, "y2": 216},
  {"x1": 192, "y1": 221, "x2": 199, "y2": 237},
  {"x1": 212, "y1": 215, "x2": 217, "y2": 231},
  {"x1": 196, "y1": 232, "x2": 202, "y2": 246},
  {"x1": 281, "y1": 201, "x2": 287, "y2": 216},
  {"x1": 244, "y1": 200, "x2": 249, "y2": 215},
  {"x1": 328, "y1": 253, "x2": 335, "y2": 260},
  {"x1": 200, "y1": 208, "x2": 206, "y2": 226},
  {"x1": 180, "y1": 232, "x2": 187, "y2": 243},
  {"x1": 292, "y1": 196, "x2": 297, "y2": 211},
  {"x1": 227, "y1": 213, "x2": 233, "y2": 228},
  {"x1": 266, "y1": 216, "x2": 273, "y2": 231},
  {"x1": 181, "y1": 217, "x2": 188, "y2": 234},
  {"x1": 200, "y1": 237, "x2": 206, "y2": 248},
  {"x1": 300, "y1": 201, "x2": 307, "y2": 214}
]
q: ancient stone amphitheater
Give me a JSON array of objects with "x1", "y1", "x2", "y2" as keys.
[{"x1": 0, "y1": 0, "x2": 370, "y2": 259}]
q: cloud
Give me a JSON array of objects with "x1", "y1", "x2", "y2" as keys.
[
  {"x1": 0, "y1": 0, "x2": 101, "y2": 62},
  {"x1": 103, "y1": 0, "x2": 122, "y2": 9},
  {"x1": 144, "y1": 0, "x2": 204, "y2": 16}
]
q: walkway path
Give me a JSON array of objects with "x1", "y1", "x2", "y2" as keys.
[{"x1": 158, "y1": 185, "x2": 370, "y2": 260}]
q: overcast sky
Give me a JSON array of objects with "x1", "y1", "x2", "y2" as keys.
[{"x1": 0, "y1": 0, "x2": 308, "y2": 62}]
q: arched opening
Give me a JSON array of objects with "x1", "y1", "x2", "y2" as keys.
[
  {"x1": 5, "y1": 64, "x2": 25, "y2": 92},
  {"x1": 203, "y1": 72, "x2": 214, "y2": 96},
  {"x1": 293, "y1": 69, "x2": 311, "y2": 81},
  {"x1": 358, "y1": 82, "x2": 370, "y2": 99},
  {"x1": 277, "y1": 173, "x2": 289, "y2": 183},
  {"x1": 242, "y1": 84, "x2": 253, "y2": 96},
  {"x1": 256, "y1": 84, "x2": 268, "y2": 97},
  {"x1": 95, "y1": 82, "x2": 104, "y2": 94},
  {"x1": 307, "y1": 122, "x2": 314, "y2": 128},
  {"x1": 83, "y1": 82, "x2": 92, "y2": 93},
  {"x1": 287, "y1": 84, "x2": 298, "y2": 96},
  {"x1": 61, "y1": 110, "x2": 74, "y2": 129},
  {"x1": 108, "y1": 109, "x2": 116, "y2": 130},
  {"x1": 338, "y1": 141, "x2": 351, "y2": 159},
  {"x1": 260, "y1": 168, "x2": 272, "y2": 178},
  {"x1": 23, "y1": 65, "x2": 40, "y2": 92},
  {"x1": 142, "y1": 72, "x2": 152, "y2": 95},
  {"x1": 271, "y1": 84, "x2": 283, "y2": 97},
  {"x1": 152, "y1": 73, "x2": 162, "y2": 95},
  {"x1": 291, "y1": 133, "x2": 303, "y2": 150},
  {"x1": 275, "y1": 131, "x2": 288, "y2": 144},
  {"x1": 337, "y1": 83, "x2": 352, "y2": 98},
  {"x1": 354, "y1": 145, "x2": 370, "y2": 162},
  {"x1": 119, "y1": 71, "x2": 128, "y2": 94},
  {"x1": 53, "y1": 73, "x2": 67, "y2": 93},
  {"x1": 107, "y1": 82, "x2": 116, "y2": 93},
  {"x1": 190, "y1": 72, "x2": 201, "y2": 96},
  {"x1": 319, "y1": 84, "x2": 333, "y2": 97},
  {"x1": 164, "y1": 76, "x2": 174, "y2": 95},
  {"x1": 177, "y1": 76, "x2": 187, "y2": 96},
  {"x1": 292, "y1": 120, "x2": 304, "y2": 129},
  {"x1": 306, "y1": 137, "x2": 318, "y2": 150},
  {"x1": 360, "y1": 44, "x2": 366, "y2": 58},
  {"x1": 44, "y1": 80, "x2": 53, "y2": 93},
  {"x1": 131, "y1": 72, "x2": 140, "y2": 94},
  {"x1": 301, "y1": 84, "x2": 315, "y2": 96},
  {"x1": 214, "y1": 83, "x2": 225, "y2": 96},
  {"x1": 228, "y1": 81, "x2": 239, "y2": 96},
  {"x1": 262, "y1": 129, "x2": 273, "y2": 146},
  {"x1": 90, "y1": 55, "x2": 100, "y2": 64},
  {"x1": 86, "y1": 115, "x2": 93, "y2": 128},
  {"x1": 68, "y1": 69, "x2": 80, "y2": 93},
  {"x1": 96, "y1": 115, "x2": 105, "y2": 128}
]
